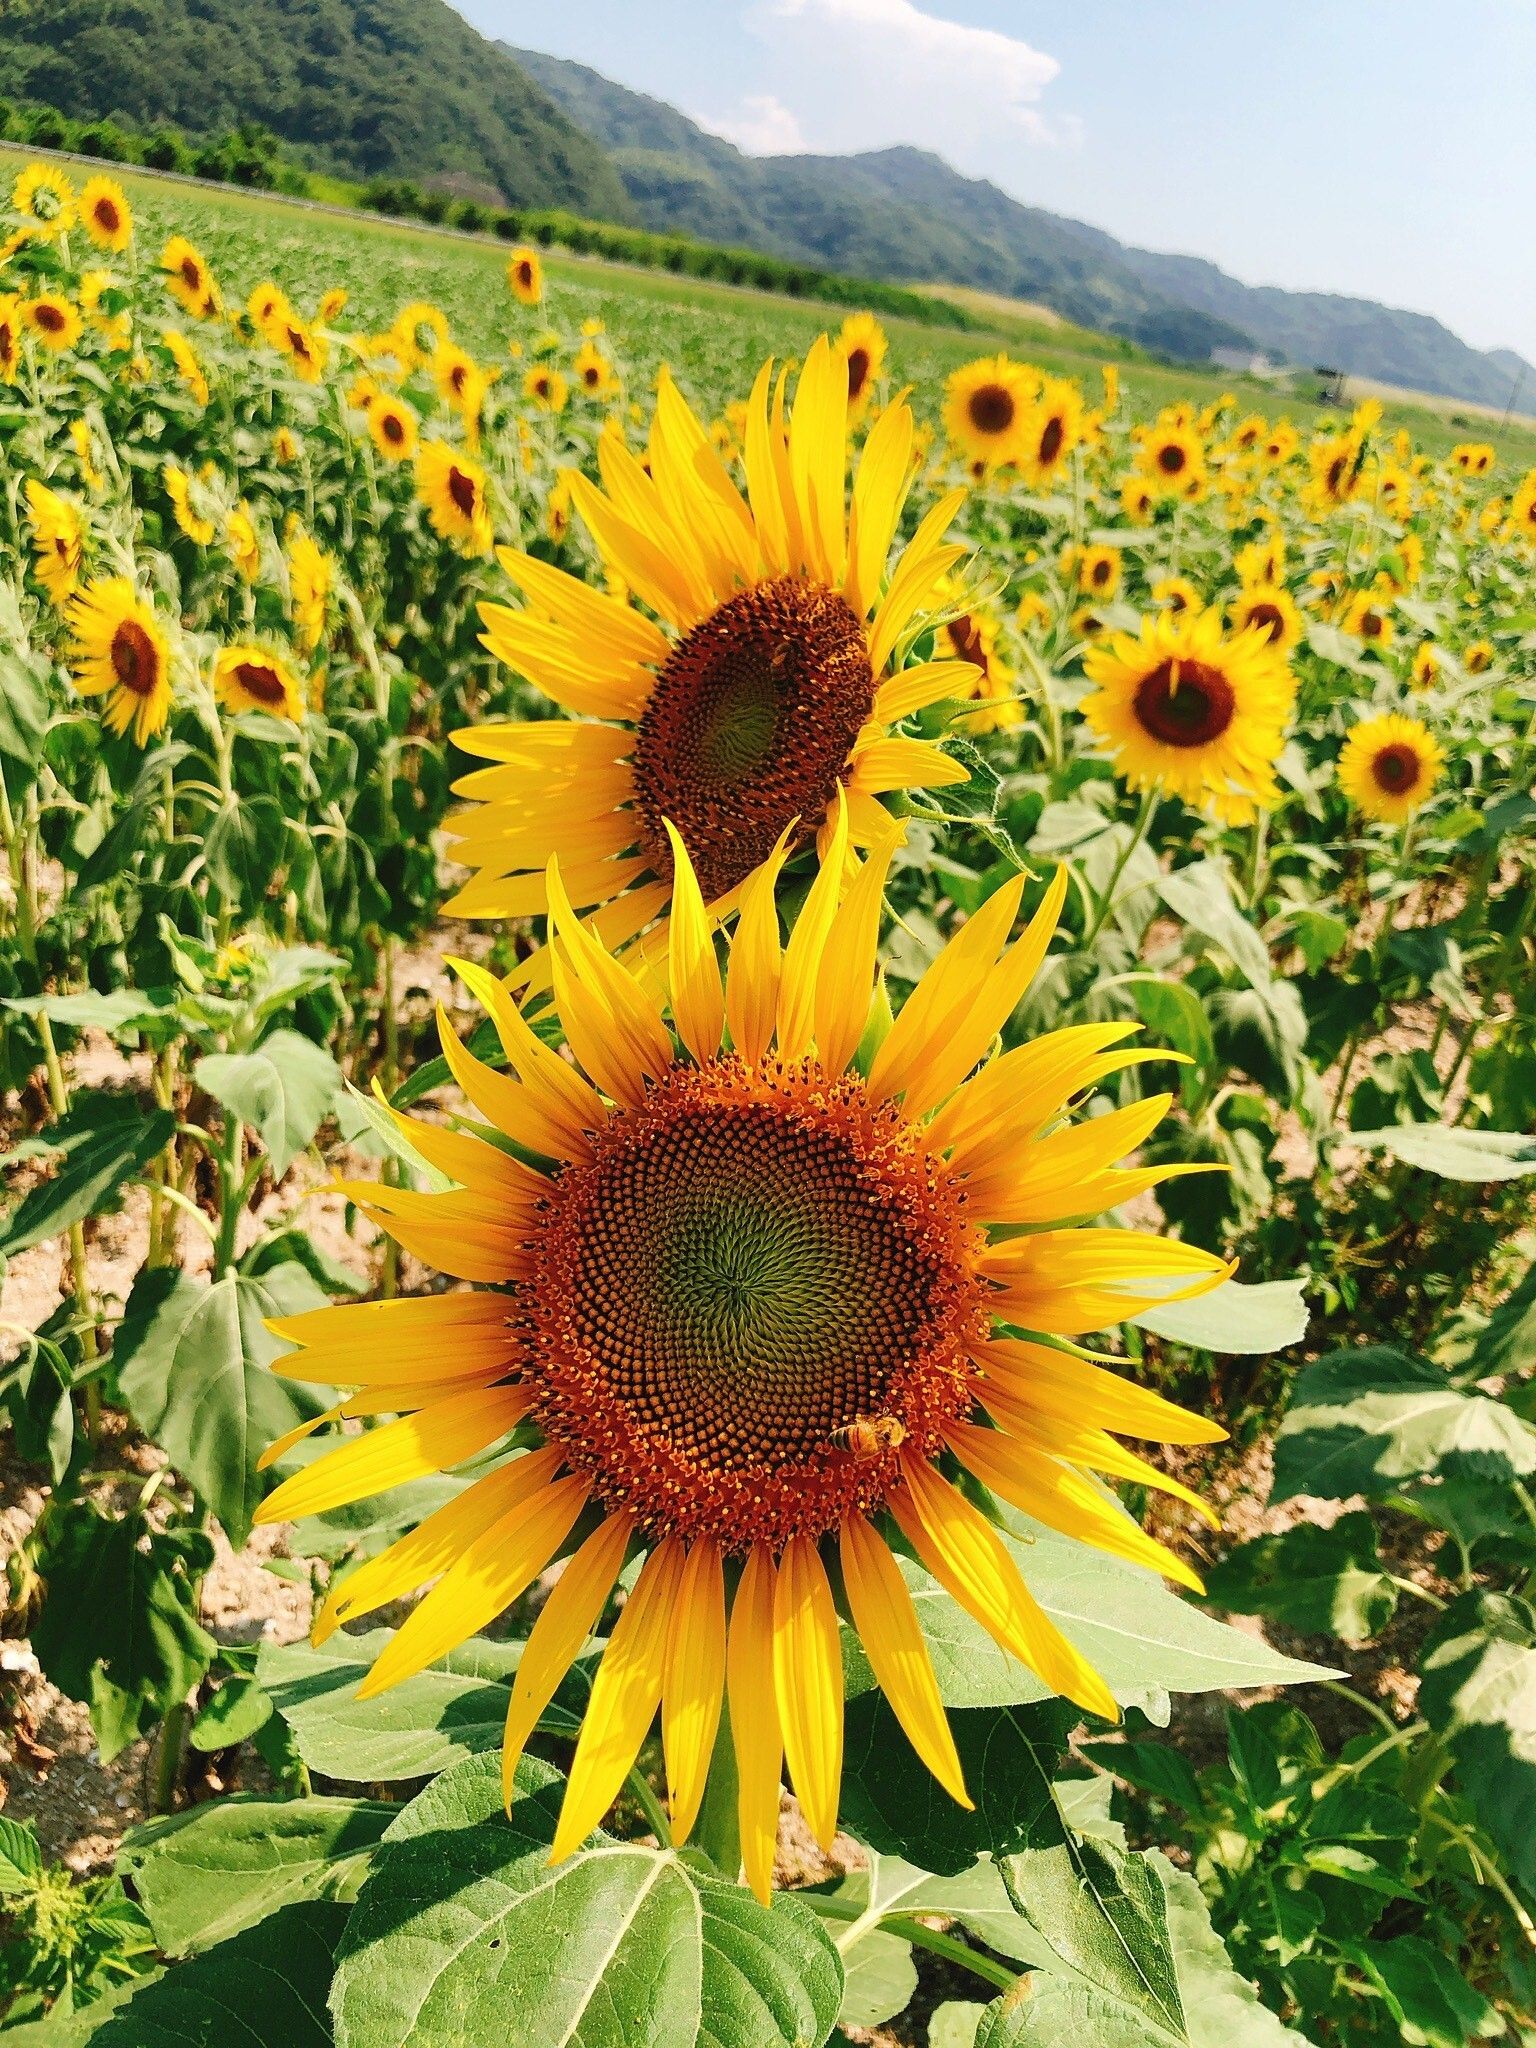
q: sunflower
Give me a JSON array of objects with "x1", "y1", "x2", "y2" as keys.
[
  {"x1": 1451, "y1": 442, "x2": 1494, "y2": 477},
  {"x1": 1509, "y1": 471, "x2": 1536, "y2": 544},
  {"x1": 1119, "y1": 475, "x2": 1156, "y2": 525},
  {"x1": 433, "y1": 342, "x2": 485, "y2": 415},
  {"x1": 1015, "y1": 588, "x2": 1053, "y2": 636},
  {"x1": 1341, "y1": 589, "x2": 1394, "y2": 648},
  {"x1": 942, "y1": 355, "x2": 1037, "y2": 468},
  {"x1": 70, "y1": 419, "x2": 103, "y2": 493},
  {"x1": 1080, "y1": 607, "x2": 1295, "y2": 823},
  {"x1": 1262, "y1": 423, "x2": 1299, "y2": 465},
  {"x1": 1337, "y1": 712, "x2": 1444, "y2": 824},
  {"x1": 1233, "y1": 534, "x2": 1285, "y2": 586},
  {"x1": 391, "y1": 300, "x2": 451, "y2": 368},
  {"x1": 1410, "y1": 643, "x2": 1440, "y2": 691},
  {"x1": 1463, "y1": 638, "x2": 1494, "y2": 675},
  {"x1": 66, "y1": 579, "x2": 173, "y2": 745},
  {"x1": 1228, "y1": 583, "x2": 1301, "y2": 654},
  {"x1": 164, "y1": 464, "x2": 217, "y2": 547},
  {"x1": 834, "y1": 311, "x2": 887, "y2": 415},
  {"x1": 1101, "y1": 362, "x2": 1120, "y2": 411},
  {"x1": 547, "y1": 469, "x2": 576, "y2": 545},
  {"x1": 369, "y1": 394, "x2": 419, "y2": 462},
  {"x1": 416, "y1": 440, "x2": 494, "y2": 557},
  {"x1": 255, "y1": 825, "x2": 1229, "y2": 1899},
  {"x1": 288, "y1": 525, "x2": 334, "y2": 652},
  {"x1": 247, "y1": 280, "x2": 293, "y2": 339},
  {"x1": 24, "y1": 293, "x2": 82, "y2": 352},
  {"x1": 12, "y1": 163, "x2": 75, "y2": 239},
  {"x1": 507, "y1": 246, "x2": 543, "y2": 307},
  {"x1": 24, "y1": 479, "x2": 84, "y2": 607},
  {"x1": 277, "y1": 317, "x2": 327, "y2": 384},
  {"x1": 1137, "y1": 420, "x2": 1205, "y2": 494},
  {"x1": 523, "y1": 364, "x2": 569, "y2": 415},
  {"x1": 215, "y1": 644, "x2": 305, "y2": 721},
  {"x1": 274, "y1": 425, "x2": 300, "y2": 466},
  {"x1": 1308, "y1": 430, "x2": 1361, "y2": 508},
  {"x1": 572, "y1": 340, "x2": 617, "y2": 401},
  {"x1": 450, "y1": 341, "x2": 975, "y2": 935},
  {"x1": 79, "y1": 175, "x2": 132, "y2": 252},
  {"x1": 935, "y1": 577, "x2": 1018, "y2": 734},
  {"x1": 227, "y1": 502, "x2": 261, "y2": 583},
  {"x1": 1017, "y1": 376, "x2": 1084, "y2": 487},
  {"x1": 160, "y1": 235, "x2": 216, "y2": 317},
  {"x1": 317, "y1": 286, "x2": 349, "y2": 325},
  {"x1": 1076, "y1": 544, "x2": 1122, "y2": 599},
  {"x1": 163, "y1": 329, "x2": 209, "y2": 408},
  {"x1": 0, "y1": 295, "x2": 21, "y2": 383},
  {"x1": 1150, "y1": 575, "x2": 1200, "y2": 617}
]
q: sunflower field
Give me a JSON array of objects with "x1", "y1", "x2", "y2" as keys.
[{"x1": 2, "y1": 155, "x2": 1536, "y2": 2048}]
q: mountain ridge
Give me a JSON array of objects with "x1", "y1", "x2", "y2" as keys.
[{"x1": 512, "y1": 45, "x2": 1530, "y2": 410}]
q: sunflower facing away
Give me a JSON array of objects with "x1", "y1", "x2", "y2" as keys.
[
  {"x1": 449, "y1": 339, "x2": 976, "y2": 942},
  {"x1": 1080, "y1": 606, "x2": 1296, "y2": 823},
  {"x1": 256, "y1": 816, "x2": 1229, "y2": 1899},
  {"x1": 66, "y1": 578, "x2": 173, "y2": 745},
  {"x1": 1337, "y1": 711, "x2": 1444, "y2": 824}
]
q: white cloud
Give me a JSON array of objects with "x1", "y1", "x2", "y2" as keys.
[
  {"x1": 703, "y1": 92, "x2": 808, "y2": 154},
  {"x1": 700, "y1": 0, "x2": 1067, "y2": 164}
]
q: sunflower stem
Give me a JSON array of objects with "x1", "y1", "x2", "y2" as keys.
[{"x1": 694, "y1": 1696, "x2": 741, "y2": 1884}]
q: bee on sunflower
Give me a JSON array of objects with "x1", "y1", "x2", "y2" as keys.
[
  {"x1": 450, "y1": 340, "x2": 978, "y2": 941},
  {"x1": 1080, "y1": 607, "x2": 1295, "y2": 823},
  {"x1": 1337, "y1": 712, "x2": 1443, "y2": 823},
  {"x1": 66, "y1": 579, "x2": 174, "y2": 744},
  {"x1": 256, "y1": 814, "x2": 1229, "y2": 1899}
]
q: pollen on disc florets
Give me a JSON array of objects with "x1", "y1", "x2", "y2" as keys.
[
  {"x1": 631, "y1": 576, "x2": 874, "y2": 903},
  {"x1": 522, "y1": 1055, "x2": 989, "y2": 1552}
]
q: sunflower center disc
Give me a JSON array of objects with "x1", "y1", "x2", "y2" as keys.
[
  {"x1": 632, "y1": 577, "x2": 873, "y2": 902},
  {"x1": 235, "y1": 661, "x2": 287, "y2": 707},
  {"x1": 1372, "y1": 742, "x2": 1419, "y2": 793},
  {"x1": 968, "y1": 384, "x2": 1016, "y2": 436},
  {"x1": 1245, "y1": 602, "x2": 1286, "y2": 643},
  {"x1": 526, "y1": 1058, "x2": 985, "y2": 1550},
  {"x1": 111, "y1": 621, "x2": 158, "y2": 695},
  {"x1": 1132, "y1": 658, "x2": 1236, "y2": 748}
]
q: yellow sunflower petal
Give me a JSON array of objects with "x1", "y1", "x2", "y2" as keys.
[
  {"x1": 552, "y1": 1538, "x2": 687, "y2": 1861},
  {"x1": 662, "y1": 822, "x2": 725, "y2": 1065},
  {"x1": 266, "y1": 1292, "x2": 519, "y2": 1388},
  {"x1": 254, "y1": 1385, "x2": 528, "y2": 1526},
  {"x1": 725, "y1": 826, "x2": 794, "y2": 1066},
  {"x1": 729, "y1": 1543, "x2": 783, "y2": 1903},
  {"x1": 662, "y1": 1540, "x2": 727, "y2": 1844},
  {"x1": 772, "y1": 1531, "x2": 844, "y2": 1850},
  {"x1": 501, "y1": 1513, "x2": 634, "y2": 1813},
  {"x1": 776, "y1": 791, "x2": 849, "y2": 1061},
  {"x1": 839, "y1": 1512, "x2": 969, "y2": 1808},
  {"x1": 970, "y1": 1335, "x2": 1227, "y2": 1446},
  {"x1": 814, "y1": 822, "x2": 903, "y2": 1075}
]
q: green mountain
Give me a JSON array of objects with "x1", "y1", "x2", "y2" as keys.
[
  {"x1": 514, "y1": 46, "x2": 1531, "y2": 409},
  {"x1": 0, "y1": 0, "x2": 635, "y2": 221}
]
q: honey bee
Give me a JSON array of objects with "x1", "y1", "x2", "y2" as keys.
[{"x1": 827, "y1": 1415, "x2": 907, "y2": 1459}]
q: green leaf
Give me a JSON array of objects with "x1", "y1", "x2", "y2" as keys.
[
  {"x1": 332, "y1": 1752, "x2": 844, "y2": 2048},
  {"x1": 836, "y1": 1928, "x2": 917, "y2": 2030},
  {"x1": 188, "y1": 1672, "x2": 274, "y2": 1751},
  {"x1": 998, "y1": 1836, "x2": 1184, "y2": 2038},
  {"x1": 115, "y1": 1263, "x2": 327, "y2": 1547},
  {"x1": 0, "y1": 1090, "x2": 175, "y2": 1257},
  {"x1": 335, "y1": 1080, "x2": 453, "y2": 1189},
  {"x1": 1353, "y1": 1123, "x2": 1536, "y2": 1180},
  {"x1": 32, "y1": 1501, "x2": 214, "y2": 1763},
  {"x1": 0, "y1": 989, "x2": 169, "y2": 1036},
  {"x1": 1080, "y1": 1740, "x2": 1203, "y2": 1815},
  {"x1": 1133, "y1": 1276, "x2": 1309, "y2": 1356},
  {"x1": 1204, "y1": 1514, "x2": 1398, "y2": 1645},
  {"x1": 811, "y1": 1847, "x2": 1051, "y2": 1971},
  {"x1": 1130, "y1": 978, "x2": 1214, "y2": 1104},
  {"x1": 197, "y1": 1030, "x2": 343, "y2": 1177},
  {"x1": 995, "y1": 1845, "x2": 1312, "y2": 2044},
  {"x1": 256, "y1": 1628, "x2": 585, "y2": 1782},
  {"x1": 930, "y1": 2000, "x2": 991, "y2": 2047},
  {"x1": 1463, "y1": 1253, "x2": 1536, "y2": 1379},
  {"x1": 1349, "y1": 1933, "x2": 1505, "y2": 2047},
  {"x1": 844, "y1": 1517, "x2": 1336, "y2": 1721},
  {"x1": 0, "y1": 1970, "x2": 166, "y2": 2044},
  {"x1": 0, "y1": 588, "x2": 51, "y2": 782},
  {"x1": 1418, "y1": 1589, "x2": 1536, "y2": 1893},
  {"x1": 1272, "y1": 1347, "x2": 1536, "y2": 1501},
  {"x1": 86, "y1": 1900, "x2": 347, "y2": 2047},
  {"x1": 0, "y1": 1813, "x2": 42, "y2": 1896},
  {"x1": 1158, "y1": 861, "x2": 1273, "y2": 989},
  {"x1": 1208, "y1": 982, "x2": 1309, "y2": 1101},
  {"x1": 841, "y1": 1697, "x2": 1071, "y2": 1874},
  {"x1": 205, "y1": 794, "x2": 288, "y2": 904},
  {"x1": 117, "y1": 1795, "x2": 395, "y2": 1957}
]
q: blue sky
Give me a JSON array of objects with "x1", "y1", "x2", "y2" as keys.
[{"x1": 458, "y1": 1, "x2": 1536, "y2": 369}]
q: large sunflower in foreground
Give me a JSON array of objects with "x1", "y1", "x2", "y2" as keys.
[
  {"x1": 257, "y1": 817, "x2": 1229, "y2": 1900},
  {"x1": 1080, "y1": 606, "x2": 1295, "y2": 823},
  {"x1": 448, "y1": 338, "x2": 977, "y2": 940}
]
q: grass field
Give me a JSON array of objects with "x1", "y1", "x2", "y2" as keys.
[{"x1": 11, "y1": 144, "x2": 1534, "y2": 466}]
